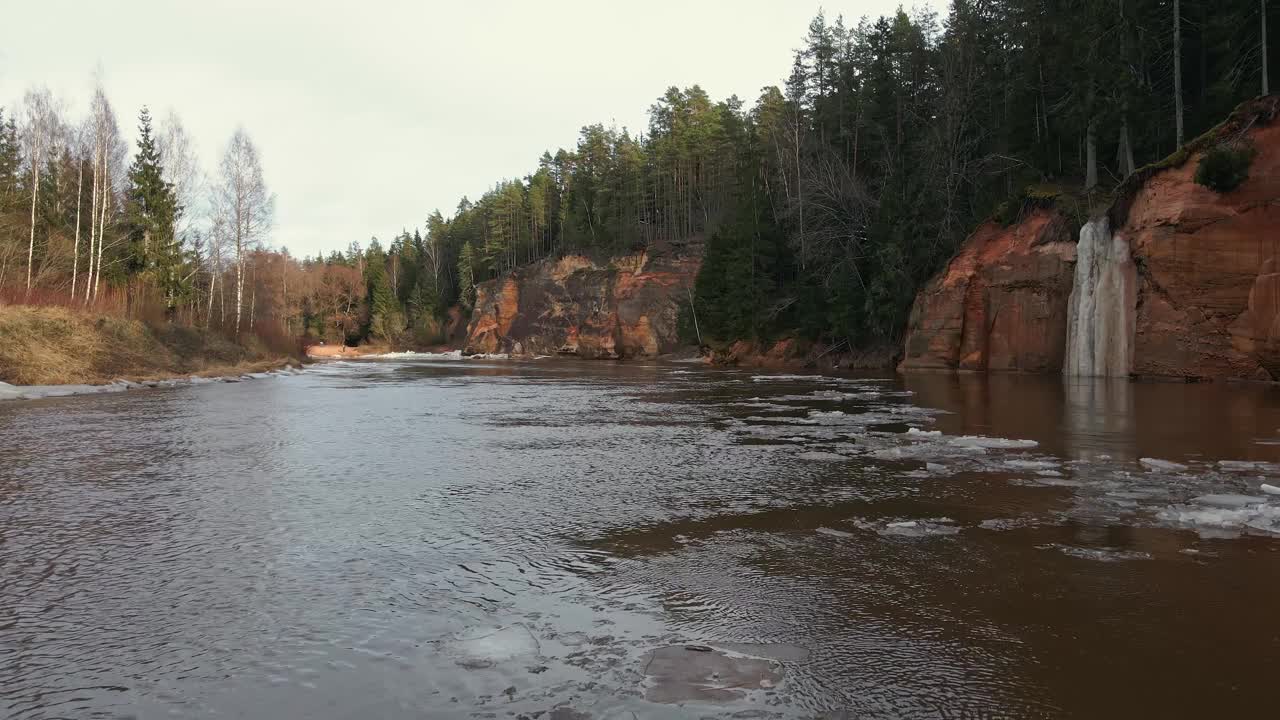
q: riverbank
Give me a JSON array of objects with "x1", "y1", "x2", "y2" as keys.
[{"x1": 0, "y1": 305, "x2": 299, "y2": 387}]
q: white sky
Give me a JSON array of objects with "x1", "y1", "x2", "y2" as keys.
[{"x1": 2, "y1": 0, "x2": 941, "y2": 258}]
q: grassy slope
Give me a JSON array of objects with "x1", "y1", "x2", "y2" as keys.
[{"x1": 0, "y1": 306, "x2": 294, "y2": 385}]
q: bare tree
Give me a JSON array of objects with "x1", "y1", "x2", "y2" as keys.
[
  {"x1": 207, "y1": 216, "x2": 228, "y2": 328},
  {"x1": 213, "y1": 128, "x2": 274, "y2": 334},
  {"x1": 156, "y1": 109, "x2": 202, "y2": 243},
  {"x1": 20, "y1": 86, "x2": 57, "y2": 291}
]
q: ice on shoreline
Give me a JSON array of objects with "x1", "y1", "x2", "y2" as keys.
[{"x1": 0, "y1": 366, "x2": 303, "y2": 403}]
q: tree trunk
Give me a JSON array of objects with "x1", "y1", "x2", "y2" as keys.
[
  {"x1": 26, "y1": 155, "x2": 39, "y2": 291},
  {"x1": 235, "y1": 255, "x2": 243, "y2": 335},
  {"x1": 85, "y1": 156, "x2": 98, "y2": 303},
  {"x1": 1117, "y1": 121, "x2": 1136, "y2": 178},
  {"x1": 1174, "y1": 0, "x2": 1184, "y2": 145},
  {"x1": 207, "y1": 266, "x2": 217, "y2": 328},
  {"x1": 72, "y1": 160, "x2": 83, "y2": 299},
  {"x1": 1085, "y1": 84, "x2": 1098, "y2": 190},
  {"x1": 1085, "y1": 123, "x2": 1098, "y2": 190},
  {"x1": 1265, "y1": 0, "x2": 1271, "y2": 95},
  {"x1": 794, "y1": 114, "x2": 804, "y2": 269},
  {"x1": 94, "y1": 188, "x2": 108, "y2": 300}
]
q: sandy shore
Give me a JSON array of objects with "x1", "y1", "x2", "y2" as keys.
[{"x1": 304, "y1": 344, "x2": 388, "y2": 359}]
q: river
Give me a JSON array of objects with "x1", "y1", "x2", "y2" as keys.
[{"x1": 2, "y1": 356, "x2": 1279, "y2": 719}]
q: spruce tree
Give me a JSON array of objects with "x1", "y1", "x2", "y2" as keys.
[{"x1": 124, "y1": 106, "x2": 182, "y2": 309}]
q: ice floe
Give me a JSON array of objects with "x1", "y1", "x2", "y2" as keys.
[
  {"x1": 1156, "y1": 502, "x2": 1280, "y2": 538},
  {"x1": 1039, "y1": 544, "x2": 1152, "y2": 562},
  {"x1": 444, "y1": 624, "x2": 541, "y2": 670},
  {"x1": 949, "y1": 435, "x2": 1039, "y2": 450},
  {"x1": 850, "y1": 517, "x2": 961, "y2": 538},
  {"x1": 1139, "y1": 457, "x2": 1188, "y2": 472}
]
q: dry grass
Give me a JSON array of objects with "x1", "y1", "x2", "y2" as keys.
[{"x1": 0, "y1": 305, "x2": 293, "y2": 385}]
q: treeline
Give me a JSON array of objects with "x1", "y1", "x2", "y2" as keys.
[
  {"x1": 5, "y1": 1, "x2": 1271, "y2": 352},
  {"x1": 381, "y1": 0, "x2": 1275, "y2": 349},
  {"x1": 0, "y1": 76, "x2": 275, "y2": 342}
]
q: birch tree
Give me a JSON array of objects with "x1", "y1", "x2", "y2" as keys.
[
  {"x1": 71, "y1": 123, "x2": 86, "y2": 298},
  {"x1": 20, "y1": 86, "x2": 56, "y2": 291},
  {"x1": 213, "y1": 128, "x2": 273, "y2": 335},
  {"x1": 156, "y1": 110, "x2": 202, "y2": 244},
  {"x1": 85, "y1": 79, "x2": 122, "y2": 302}
]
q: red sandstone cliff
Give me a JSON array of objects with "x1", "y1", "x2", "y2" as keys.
[
  {"x1": 1118, "y1": 103, "x2": 1280, "y2": 380},
  {"x1": 900, "y1": 209, "x2": 1078, "y2": 373},
  {"x1": 902, "y1": 96, "x2": 1280, "y2": 380},
  {"x1": 464, "y1": 251, "x2": 700, "y2": 359}
]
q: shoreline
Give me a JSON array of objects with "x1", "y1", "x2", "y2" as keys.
[{"x1": 0, "y1": 358, "x2": 304, "y2": 403}]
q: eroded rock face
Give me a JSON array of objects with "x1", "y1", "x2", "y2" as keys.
[
  {"x1": 1120, "y1": 119, "x2": 1280, "y2": 380},
  {"x1": 464, "y1": 251, "x2": 700, "y2": 359},
  {"x1": 900, "y1": 209, "x2": 1077, "y2": 373}
]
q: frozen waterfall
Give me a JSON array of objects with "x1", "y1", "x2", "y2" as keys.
[{"x1": 1064, "y1": 217, "x2": 1136, "y2": 377}]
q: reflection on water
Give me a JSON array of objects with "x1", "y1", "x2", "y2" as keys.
[
  {"x1": 1063, "y1": 377, "x2": 1135, "y2": 460},
  {"x1": 2, "y1": 359, "x2": 1279, "y2": 719}
]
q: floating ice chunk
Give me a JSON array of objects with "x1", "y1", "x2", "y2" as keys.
[
  {"x1": 854, "y1": 517, "x2": 960, "y2": 538},
  {"x1": 641, "y1": 645, "x2": 785, "y2": 704},
  {"x1": 1139, "y1": 458, "x2": 1188, "y2": 472},
  {"x1": 1011, "y1": 477, "x2": 1085, "y2": 488},
  {"x1": 1036, "y1": 469, "x2": 1065, "y2": 477},
  {"x1": 907, "y1": 427, "x2": 942, "y2": 438},
  {"x1": 445, "y1": 625, "x2": 541, "y2": 670},
  {"x1": 816, "y1": 527, "x2": 854, "y2": 538},
  {"x1": 1192, "y1": 494, "x2": 1269, "y2": 508},
  {"x1": 1262, "y1": 484, "x2": 1280, "y2": 496},
  {"x1": 949, "y1": 435, "x2": 1038, "y2": 450},
  {"x1": 796, "y1": 451, "x2": 847, "y2": 462},
  {"x1": 1004, "y1": 459, "x2": 1059, "y2": 470},
  {"x1": 1158, "y1": 503, "x2": 1280, "y2": 537},
  {"x1": 926, "y1": 462, "x2": 947, "y2": 473},
  {"x1": 1218, "y1": 460, "x2": 1265, "y2": 472},
  {"x1": 979, "y1": 517, "x2": 1048, "y2": 531},
  {"x1": 1040, "y1": 544, "x2": 1151, "y2": 562}
]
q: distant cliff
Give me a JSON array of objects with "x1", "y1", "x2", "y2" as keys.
[
  {"x1": 902, "y1": 95, "x2": 1280, "y2": 381},
  {"x1": 463, "y1": 250, "x2": 700, "y2": 359}
]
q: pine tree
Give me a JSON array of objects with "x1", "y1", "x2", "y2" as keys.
[{"x1": 457, "y1": 240, "x2": 476, "y2": 307}]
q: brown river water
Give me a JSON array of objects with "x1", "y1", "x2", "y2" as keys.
[{"x1": 2, "y1": 356, "x2": 1279, "y2": 719}]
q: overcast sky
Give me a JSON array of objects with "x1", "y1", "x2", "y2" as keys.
[{"x1": 2, "y1": 1, "x2": 941, "y2": 258}]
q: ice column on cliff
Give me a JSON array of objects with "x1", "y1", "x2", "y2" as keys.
[{"x1": 1064, "y1": 217, "x2": 1136, "y2": 377}]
